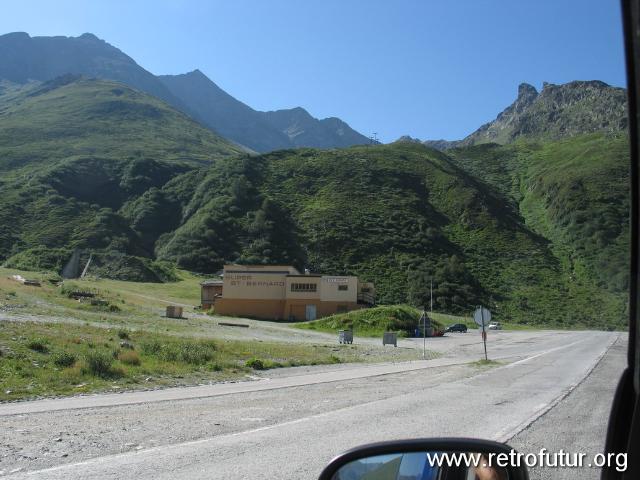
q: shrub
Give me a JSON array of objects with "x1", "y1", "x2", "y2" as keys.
[
  {"x1": 141, "y1": 340, "x2": 216, "y2": 365},
  {"x1": 118, "y1": 350, "x2": 141, "y2": 366},
  {"x1": 53, "y1": 351, "x2": 76, "y2": 367},
  {"x1": 176, "y1": 342, "x2": 216, "y2": 365},
  {"x1": 140, "y1": 340, "x2": 161, "y2": 355},
  {"x1": 27, "y1": 338, "x2": 49, "y2": 353},
  {"x1": 245, "y1": 358, "x2": 265, "y2": 370},
  {"x1": 84, "y1": 351, "x2": 114, "y2": 377}
]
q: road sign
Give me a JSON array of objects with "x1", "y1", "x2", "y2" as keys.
[
  {"x1": 474, "y1": 306, "x2": 491, "y2": 361},
  {"x1": 473, "y1": 307, "x2": 491, "y2": 327}
]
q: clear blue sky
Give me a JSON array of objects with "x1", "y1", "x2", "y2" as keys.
[{"x1": 0, "y1": 0, "x2": 626, "y2": 142}]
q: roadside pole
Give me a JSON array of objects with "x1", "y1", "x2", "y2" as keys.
[
  {"x1": 422, "y1": 308, "x2": 426, "y2": 359},
  {"x1": 474, "y1": 306, "x2": 491, "y2": 361},
  {"x1": 481, "y1": 309, "x2": 487, "y2": 361}
]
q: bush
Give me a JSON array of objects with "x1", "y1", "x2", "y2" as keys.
[
  {"x1": 245, "y1": 358, "x2": 265, "y2": 370},
  {"x1": 176, "y1": 342, "x2": 216, "y2": 365},
  {"x1": 117, "y1": 329, "x2": 130, "y2": 340},
  {"x1": 53, "y1": 351, "x2": 76, "y2": 367},
  {"x1": 141, "y1": 340, "x2": 216, "y2": 365},
  {"x1": 118, "y1": 350, "x2": 141, "y2": 366},
  {"x1": 140, "y1": 340, "x2": 161, "y2": 355},
  {"x1": 84, "y1": 351, "x2": 114, "y2": 377},
  {"x1": 27, "y1": 338, "x2": 49, "y2": 353}
]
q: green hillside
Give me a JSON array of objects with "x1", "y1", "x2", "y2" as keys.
[
  {"x1": 150, "y1": 141, "x2": 627, "y2": 328},
  {"x1": 0, "y1": 76, "x2": 243, "y2": 278},
  {"x1": 0, "y1": 78, "x2": 629, "y2": 329},
  {"x1": 448, "y1": 134, "x2": 629, "y2": 289}
]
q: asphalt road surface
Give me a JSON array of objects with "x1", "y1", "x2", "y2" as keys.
[{"x1": 0, "y1": 329, "x2": 625, "y2": 479}]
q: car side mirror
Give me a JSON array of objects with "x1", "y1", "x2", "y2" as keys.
[{"x1": 318, "y1": 438, "x2": 529, "y2": 480}]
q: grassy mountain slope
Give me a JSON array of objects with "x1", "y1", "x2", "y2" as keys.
[
  {"x1": 0, "y1": 75, "x2": 243, "y2": 172},
  {"x1": 0, "y1": 75, "x2": 628, "y2": 329},
  {"x1": 0, "y1": 76, "x2": 243, "y2": 277},
  {"x1": 447, "y1": 133, "x2": 629, "y2": 328},
  {"x1": 150, "y1": 142, "x2": 622, "y2": 327}
]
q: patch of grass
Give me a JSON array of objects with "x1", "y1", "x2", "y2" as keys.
[
  {"x1": 141, "y1": 339, "x2": 216, "y2": 365},
  {"x1": 117, "y1": 350, "x2": 141, "y2": 366},
  {"x1": 53, "y1": 351, "x2": 76, "y2": 367},
  {"x1": 0, "y1": 319, "x2": 420, "y2": 401},
  {"x1": 471, "y1": 359, "x2": 503, "y2": 367},
  {"x1": 26, "y1": 338, "x2": 49, "y2": 353}
]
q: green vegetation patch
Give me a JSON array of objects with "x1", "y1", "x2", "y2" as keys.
[
  {"x1": 295, "y1": 305, "x2": 444, "y2": 337},
  {"x1": 0, "y1": 320, "x2": 393, "y2": 401}
]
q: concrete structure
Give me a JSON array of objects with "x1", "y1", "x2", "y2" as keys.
[{"x1": 203, "y1": 265, "x2": 375, "y2": 320}]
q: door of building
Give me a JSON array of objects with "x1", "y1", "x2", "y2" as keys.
[{"x1": 305, "y1": 304, "x2": 317, "y2": 321}]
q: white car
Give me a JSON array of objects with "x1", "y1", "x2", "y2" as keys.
[{"x1": 487, "y1": 322, "x2": 502, "y2": 330}]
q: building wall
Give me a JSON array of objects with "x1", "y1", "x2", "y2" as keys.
[
  {"x1": 225, "y1": 264, "x2": 299, "y2": 274},
  {"x1": 215, "y1": 298, "x2": 286, "y2": 320},
  {"x1": 214, "y1": 265, "x2": 369, "y2": 320},
  {"x1": 285, "y1": 276, "x2": 321, "y2": 300},
  {"x1": 222, "y1": 271, "x2": 287, "y2": 300},
  {"x1": 320, "y1": 276, "x2": 358, "y2": 302},
  {"x1": 284, "y1": 299, "x2": 361, "y2": 321}
]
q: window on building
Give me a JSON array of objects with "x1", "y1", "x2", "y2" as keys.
[
  {"x1": 291, "y1": 283, "x2": 317, "y2": 292},
  {"x1": 338, "y1": 285, "x2": 348, "y2": 291},
  {"x1": 361, "y1": 287, "x2": 371, "y2": 293},
  {"x1": 336, "y1": 305, "x2": 348, "y2": 313}
]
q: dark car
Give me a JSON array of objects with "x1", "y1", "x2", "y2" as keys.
[{"x1": 445, "y1": 323, "x2": 467, "y2": 333}]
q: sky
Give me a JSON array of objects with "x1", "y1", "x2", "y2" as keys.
[{"x1": 0, "y1": 0, "x2": 626, "y2": 142}]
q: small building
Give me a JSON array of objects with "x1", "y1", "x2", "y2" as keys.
[
  {"x1": 200, "y1": 279, "x2": 224, "y2": 310},
  {"x1": 202, "y1": 264, "x2": 375, "y2": 321}
]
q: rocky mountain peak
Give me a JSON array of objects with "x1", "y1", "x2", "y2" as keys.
[
  {"x1": 518, "y1": 82, "x2": 538, "y2": 100},
  {"x1": 457, "y1": 80, "x2": 627, "y2": 147}
]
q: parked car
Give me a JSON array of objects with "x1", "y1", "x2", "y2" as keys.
[
  {"x1": 445, "y1": 323, "x2": 467, "y2": 333},
  {"x1": 487, "y1": 322, "x2": 502, "y2": 330}
]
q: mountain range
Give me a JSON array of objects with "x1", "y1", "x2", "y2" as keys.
[
  {"x1": 0, "y1": 31, "x2": 630, "y2": 330},
  {"x1": 0, "y1": 32, "x2": 371, "y2": 152}
]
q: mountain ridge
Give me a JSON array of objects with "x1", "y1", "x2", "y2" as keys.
[
  {"x1": 419, "y1": 80, "x2": 627, "y2": 149},
  {"x1": 0, "y1": 32, "x2": 371, "y2": 152}
]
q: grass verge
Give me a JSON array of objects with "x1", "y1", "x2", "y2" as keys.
[{"x1": 0, "y1": 320, "x2": 413, "y2": 401}]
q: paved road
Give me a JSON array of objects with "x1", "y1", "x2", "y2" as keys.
[{"x1": 0, "y1": 330, "x2": 623, "y2": 479}]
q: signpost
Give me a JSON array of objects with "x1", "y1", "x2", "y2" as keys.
[
  {"x1": 419, "y1": 307, "x2": 432, "y2": 359},
  {"x1": 474, "y1": 306, "x2": 491, "y2": 361}
]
